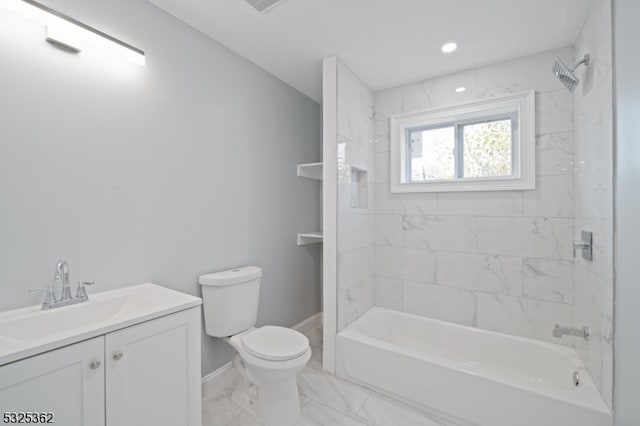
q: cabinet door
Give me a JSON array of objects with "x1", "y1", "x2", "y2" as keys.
[
  {"x1": 0, "y1": 337, "x2": 105, "y2": 426},
  {"x1": 105, "y1": 307, "x2": 201, "y2": 426}
]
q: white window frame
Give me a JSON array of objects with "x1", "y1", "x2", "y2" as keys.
[{"x1": 390, "y1": 90, "x2": 535, "y2": 193}]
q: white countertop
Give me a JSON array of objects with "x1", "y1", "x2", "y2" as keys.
[{"x1": 0, "y1": 283, "x2": 201, "y2": 366}]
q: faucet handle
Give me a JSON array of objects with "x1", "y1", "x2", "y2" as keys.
[
  {"x1": 76, "y1": 281, "x2": 95, "y2": 300},
  {"x1": 29, "y1": 284, "x2": 57, "y2": 306}
]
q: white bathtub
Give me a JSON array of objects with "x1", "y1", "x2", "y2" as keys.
[{"x1": 336, "y1": 307, "x2": 612, "y2": 426}]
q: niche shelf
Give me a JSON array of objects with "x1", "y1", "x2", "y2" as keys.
[
  {"x1": 297, "y1": 232, "x2": 323, "y2": 246},
  {"x1": 297, "y1": 162, "x2": 323, "y2": 246},
  {"x1": 297, "y1": 162, "x2": 323, "y2": 180}
]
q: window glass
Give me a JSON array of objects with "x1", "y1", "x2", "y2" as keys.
[
  {"x1": 462, "y1": 119, "x2": 513, "y2": 178},
  {"x1": 409, "y1": 126, "x2": 455, "y2": 181}
]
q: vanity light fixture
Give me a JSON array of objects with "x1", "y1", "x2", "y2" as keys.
[
  {"x1": 0, "y1": 0, "x2": 145, "y2": 65},
  {"x1": 455, "y1": 87, "x2": 466, "y2": 93},
  {"x1": 441, "y1": 42, "x2": 458, "y2": 54}
]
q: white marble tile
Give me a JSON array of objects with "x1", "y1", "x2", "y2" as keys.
[
  {"x1": 202, "y1": 393, "x2": 242, "y2": 426},
  {"x1": 374, "y1": 183, "x2": 402, "y2": 214},
  {"x1": 300, "y1": 400, "x2": 368, "y2": 426},
  {"x1": 403, "y1": 282, "x2": 476, "y2": 326},
  {"x1": 339, "y1": 214, "x2": 375, "y2": 252},
  {"x1": 356, "y1": 394, "x2": 442, "y2": 426},
  {"x1": 338, "y1": 60, "x2": 374, "y2": 117},
  {"x1": 536, "y1": 89, "x2": 574, "y2": 135},
  {"x1": 523, "y1": 174, "x2": 574, "y2": 218},
  {"x1": 602, "y1": 341, "x2": 613, "y2": 409},
  {"x1": 477, "y1": 217, "x2": 574, "y2": 260},
  {"x1": 399, "y1": 193, "x2": 439, "y2": 215},
  {"x1": 338, "y1": 247, "x2": 374, "y2": 289},
  {"x1": 476, "y1": 294, "x2": 574, "y2": 346},
  {"x1": 403, "y1": 215, "x2": 477, "y2": 252},
  {"x1": 373, "y1": 125, "x2": 390, "y2": 152},
  {"x1": 374, "y1": 87, "x2": 403, "y2": 119},
  {"x1": 374, "y1": 214, "x2": 403, "y2": 247},
  {"x1": 374, "y1": 151, "x2": 389, "y2": 183},
  {"x1": 536, "y1": 132, "x2": 574, "y2": 176},
  {"x1": 573, "y1": 0, "x2": 614, "y2": 405},
  {"x1": 375, "y1": 184, "x2": 439, "y2": 215},
  {"x1": 338, "y1": 278, "x2": 374, "y2": 330},
  {"x1": 477, "y1": 47, "x2": 574, "y2": 97},
  {"x1": 400, "y1": 70, "x2": 477, "y2": 112},
  {"x1": 374, "y1": 246, "x2": 436, "y2": 283},
  {"x1": 374, "y1": 277, "x2": 403, "y2": 310},
  {"x1": 574, "y1": 262, "x2": 613, "y2": 392},
  {"x1": 338, "y1": 98, "x2": 373, "y2": 149},
  {"x1": 297, "y1": 368, "x2": 370, "y2": 417},
  {"x1": 225, "y1": 412, "x2": 262, "y2": 426},
  {"x1": 437, "y1": 251, "x2": 523, "y2": 296},
  {"x1": 574, "y1": 125, "x2": 613, "y2": 221},
  {"x1": 437, "y1": 191, "x2": 523, "y2": 217},
  {"x1": 523, "y1": 258, "x2": 574, "y2": 303},
  {"x1": 585, "y1": 327, "x2": 603, "y2": 391}
]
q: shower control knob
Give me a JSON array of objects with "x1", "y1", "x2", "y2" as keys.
[
  {"x1": 113, "y1": 351, "x2": 123, "y2": 361},
  {"x1": 90, "y1": 360, "x2": 101, "y2": 370}
]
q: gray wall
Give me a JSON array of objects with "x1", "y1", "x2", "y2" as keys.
[
  {"x1": 613, "y1": 1, "x2": 640, "y2": 424},
  {"x1": 0, "y1": 0, "x2": 321, "y2": 375}
]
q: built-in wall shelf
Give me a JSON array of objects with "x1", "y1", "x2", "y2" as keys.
[
  {"x1": 297, "y1": 162, "x2": 323, "y2": 180},
  {"x1": 297, "y1": 232, "x2": 323, "y2": 246}
]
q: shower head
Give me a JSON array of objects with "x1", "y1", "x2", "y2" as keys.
[{"x1": 553, "y1": 54, "x2": 590, "y2": 93}]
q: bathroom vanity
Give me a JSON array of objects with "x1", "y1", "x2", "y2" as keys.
[{"x1": 0, "y1": 284, "x2": 202, "y2": 426}]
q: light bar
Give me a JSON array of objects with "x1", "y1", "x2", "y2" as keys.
[{"x1": 0, "y1": 0, "x2": 145, "y2": 65}]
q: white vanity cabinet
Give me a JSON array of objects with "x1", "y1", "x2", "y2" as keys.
[
  {"x1": 105, "y1": 307, "x2": 201, "y2": 426},
  {"x1": 0, "y1": 306, "x2": 201, "y2": 426},
  {"x1": 0, "y1": 336, "x2": 105, "y2": 426}
]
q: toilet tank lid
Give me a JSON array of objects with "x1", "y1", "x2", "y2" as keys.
[{"x1": 199, "y1": 266, "x2": 262, "y2": 287}]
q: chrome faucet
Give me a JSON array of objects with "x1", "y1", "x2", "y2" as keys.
[
  {"x1": 29, "y1": 260, "x2": 95, "y2": 310},
  {"x1": 54, "y1": 260, "x2": 71, "y2": 301},
  {"x1": 553, "y1": 324, "x2": 590, "y2": 340}
]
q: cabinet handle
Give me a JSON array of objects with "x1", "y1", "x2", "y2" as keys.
[
  {"x1": 90, "y1": 360, "x2": 101, "y2": 370},
  {"x1": 113, "y1": 351, "x2": 123, "y2": 361}
]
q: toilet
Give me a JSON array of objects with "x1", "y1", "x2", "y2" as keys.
[{"x1": 199, "y1": 266, "x2": 311, "y2": 426}]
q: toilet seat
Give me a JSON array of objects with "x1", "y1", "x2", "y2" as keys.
[{"x1": 241, "y1": 326, "x2": 309, "y2": 361}]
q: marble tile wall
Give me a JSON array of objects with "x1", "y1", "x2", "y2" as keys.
[
  {"x1": 336, "y1": 58, "x2": 376, "y2": 331},
  {"x1": 573, "y1": 0, "x2": 614, "y2": 408},
  {"x1": 372, "y1": 47, "x2": 578, "y2": 347}
]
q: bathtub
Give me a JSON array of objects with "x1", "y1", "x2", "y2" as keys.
[{"x1": 336, "y1": 307, "x2": 612, "y2": 426}]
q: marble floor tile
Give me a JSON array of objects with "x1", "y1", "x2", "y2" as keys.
[
  {"x1": 356, "y1": 394, "x2": 443, "y2": 426},
  {"x1": 225, "y1": 412, "x2": 262, "y2": 426},
  {"x1": 300, "y1": 401, "x2": 369, "y2": 426},
  {"x1": 297, "y1": 367, "x2": 371, "y2": 417},
  {"x1": 202, "y1": 392, "x2": 242, "y2": 426}
]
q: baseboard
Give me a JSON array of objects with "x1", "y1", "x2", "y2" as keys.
[
  {"x1": 201, "y1": 362, "x2": 237, "y2": 400},
  {"x1": 292, "y1": 312, "x2": 322, "y2": 334},
  {"x1": 201, "y1": 312, "x2": 322, "y2": 400}
]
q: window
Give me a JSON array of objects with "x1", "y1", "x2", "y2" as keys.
[{"x1": 390, "y1": 91, "x2": 535, "y2": 193}]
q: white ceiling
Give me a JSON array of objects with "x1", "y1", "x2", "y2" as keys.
[{"x1": 148, "y1": 0, "x2": 594, "y2": 103}]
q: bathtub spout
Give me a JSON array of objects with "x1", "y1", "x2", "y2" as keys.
[{"x1": 553, "y1": 324, "x2": 590, "y2": 340}]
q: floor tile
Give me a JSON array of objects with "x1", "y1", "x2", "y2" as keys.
[
  {"x1": 300, "y1": 400, "x2": 369, "y2": 426},
  {"x1": 297, "y1": 367, "x2": 370, "y2": 417},
  {"x1": 202, "y1": 393, "x2": 242, "y2": 426},
  {"x1": 356, "y1": 394, "x2": 442, "y2": 426}
]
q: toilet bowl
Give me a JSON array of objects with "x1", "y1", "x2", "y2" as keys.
[
  {"x1": 199, "y1": 266, "x2": 311, "y2": 426},
  {"x1": 229, "y1": 326, "x2": 311, "y2": 425}
]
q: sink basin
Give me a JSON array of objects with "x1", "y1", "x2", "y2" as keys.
[{"x1": 0, "y1": 283, "x2": 201, "y2": 366}]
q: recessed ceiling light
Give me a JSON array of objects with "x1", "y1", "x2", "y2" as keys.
[
  {"x1": 441, "y1": 42, "x2": 458, "y2": 54},
  {"x1": 455, "y1": 87, "x2": 466, "y2": 93}
]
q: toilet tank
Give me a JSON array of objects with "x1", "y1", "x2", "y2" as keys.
[{"x1": 199, "y1": 266, "x2": 262, "y2": 337}]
